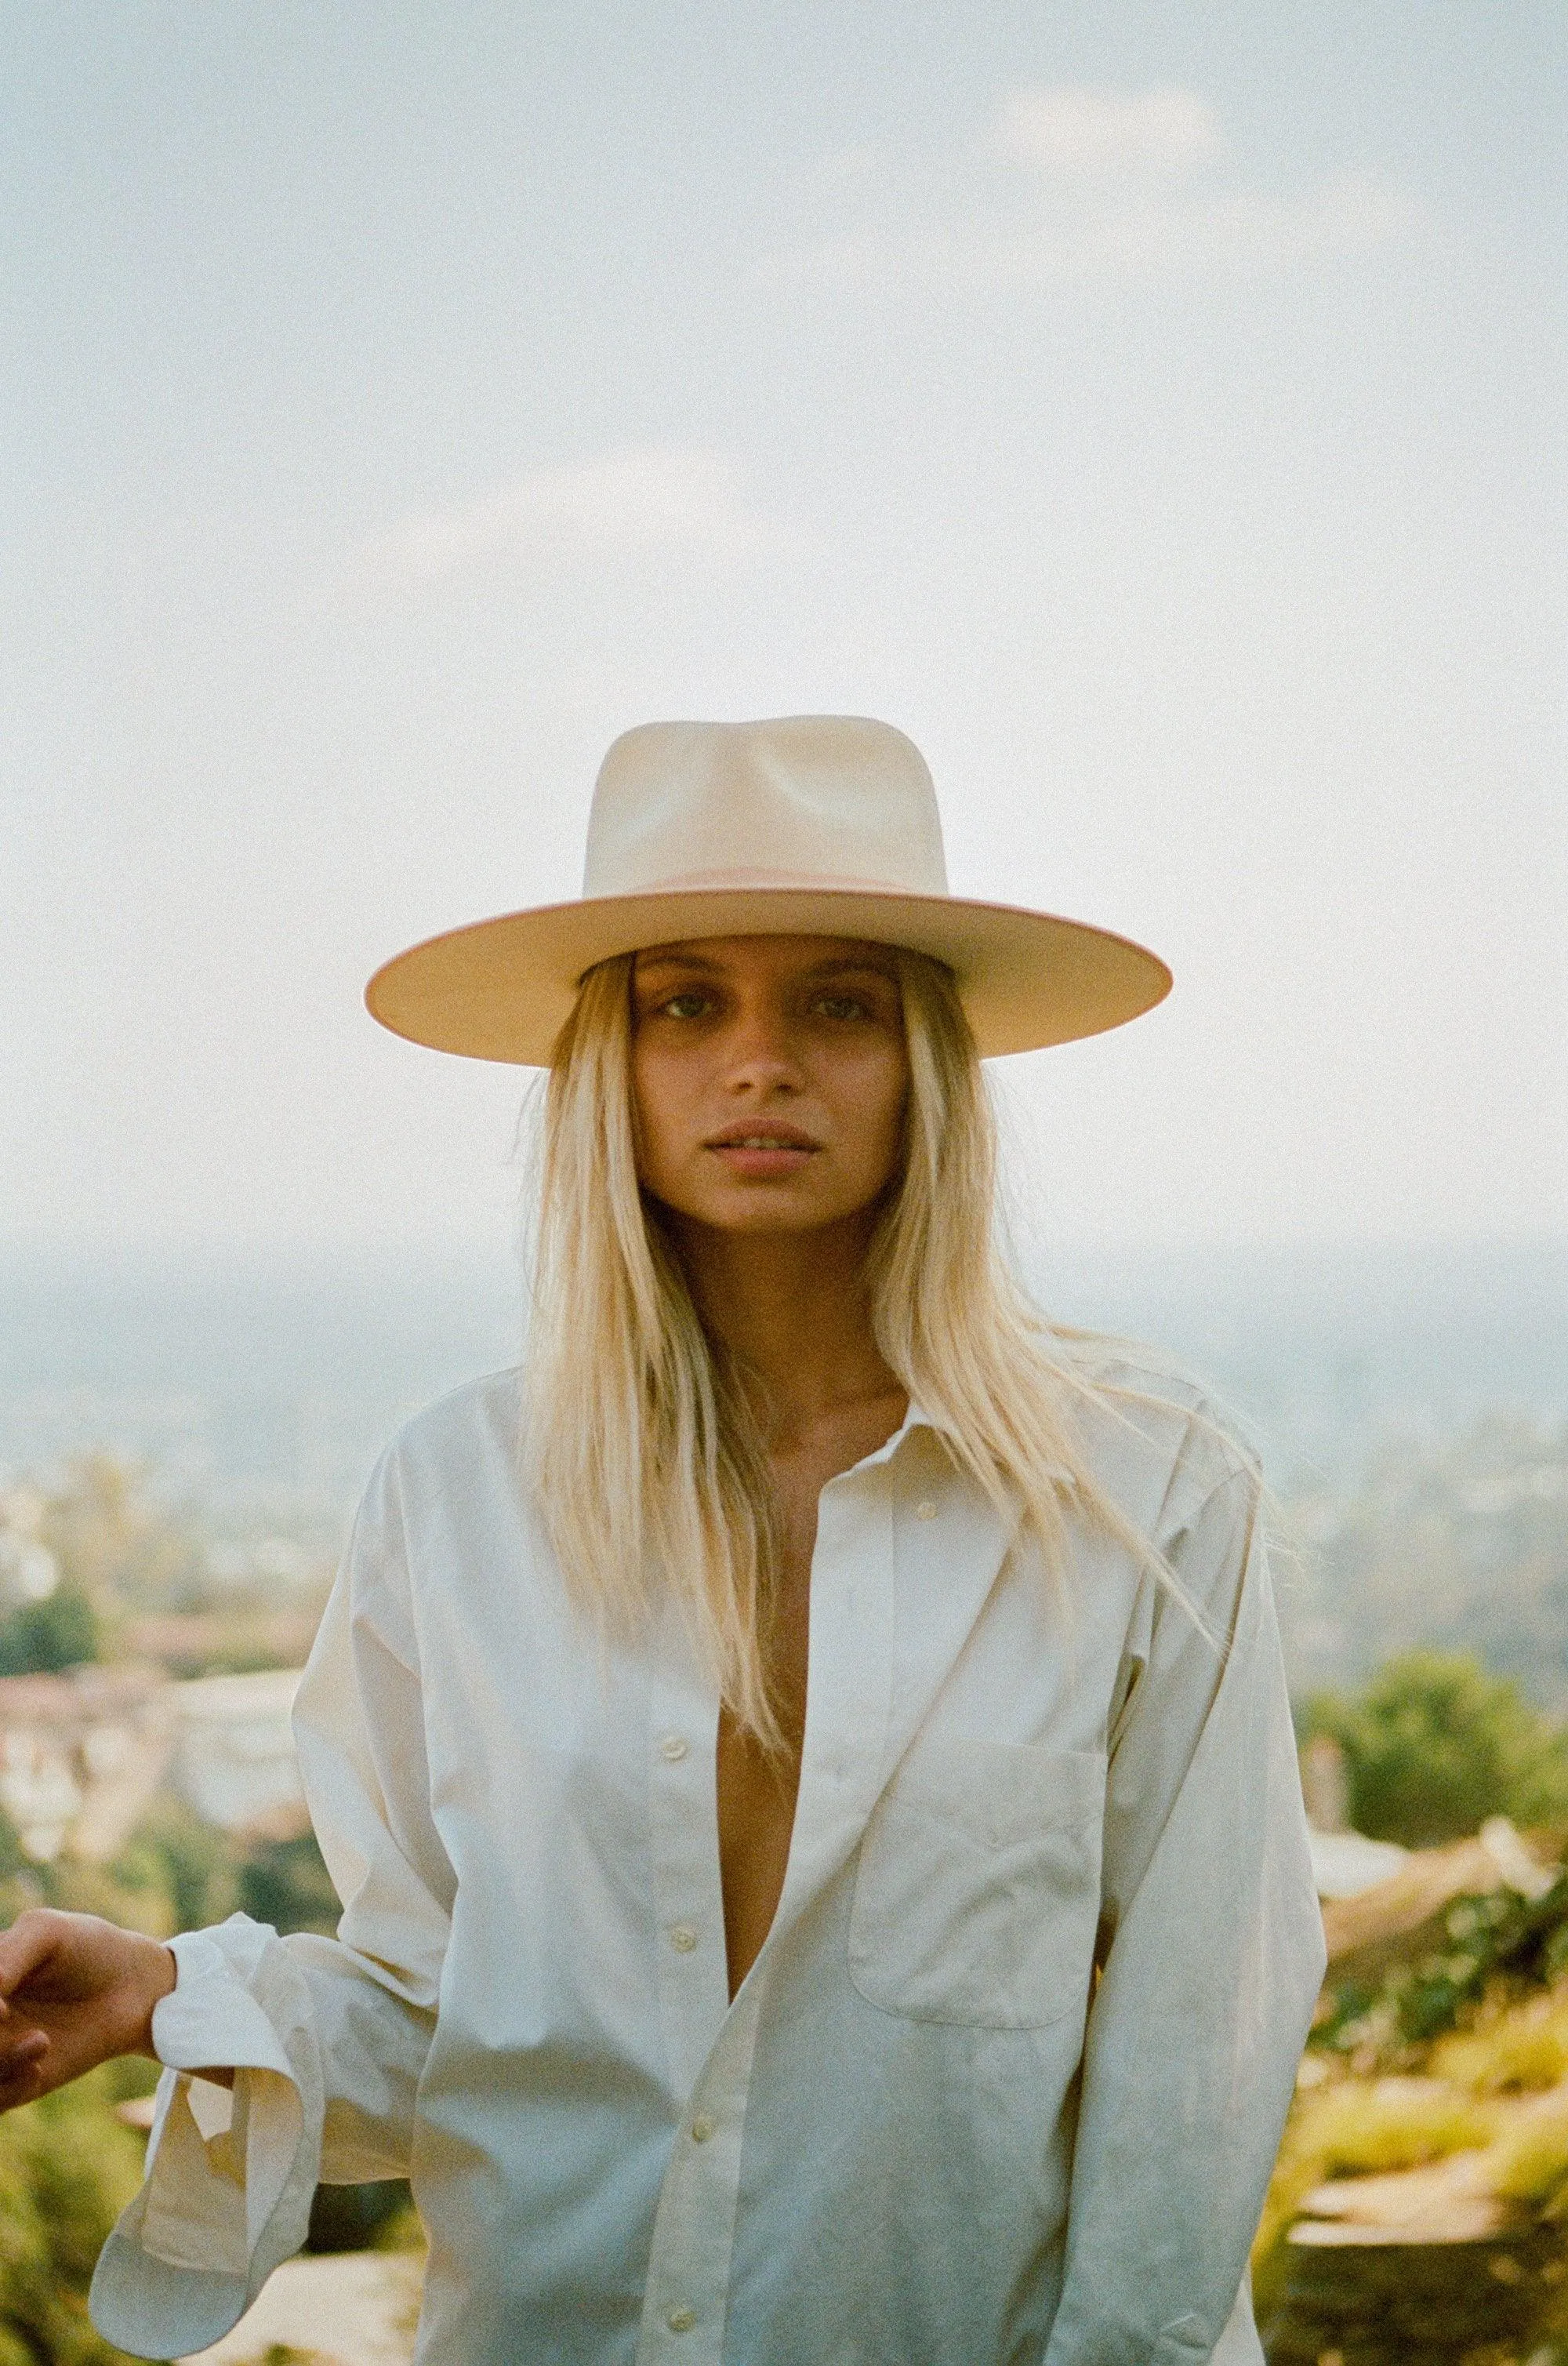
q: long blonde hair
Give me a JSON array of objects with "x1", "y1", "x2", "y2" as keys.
[{"x1": 524, "y1": 945, "x2": 1196, "y2": 1746}]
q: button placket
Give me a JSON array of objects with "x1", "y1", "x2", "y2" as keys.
[
  {"x1": 636, "y1": 1439, "x2": 928, "y2": 2365},
  {"x1": 645, "y1": 1615, "x2": 728, "y2": 2102},
  {"x1": 636, "y1": 1980, "x2": 768, "y2": 2366}
]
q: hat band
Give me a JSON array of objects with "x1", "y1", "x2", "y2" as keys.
[{"x1": 592, "y1": 864, "x2": 943, "y2": 899}]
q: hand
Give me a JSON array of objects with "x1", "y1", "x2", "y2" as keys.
[{"x1": 0, "y1": 1908, "x2": 177, "y2": 2112}]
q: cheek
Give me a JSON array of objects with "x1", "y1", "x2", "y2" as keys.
[{"x1": 630, "y1": 1038, "x2": 729, "y2": 1193}]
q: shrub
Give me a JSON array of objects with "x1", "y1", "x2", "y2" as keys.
[
  {"x1": 1434, "y1": 1991, "x2": 1568, "y2": 2095},
  {"x1": 1300, "y1": 1651, "x2": 1568, "y2": 1847},
  {"x1": 239, "y1": 1830, "x2": 340, "y2": 1939},
  {"x1": 1288, "y1": 2075, "x2": 1497, "y2": 2179},
  {"x1": 1483, "y1": 2088, "x2": 1568, "y2": 2211},
  {"x1": 0, "y1": 2068, "x2": 148, "y2": 2365},
  {"x1": 0, "y1": 1587, "x2": 100, "y2": 1678},
  {"x1": 110, "y1": 1797, "x2": 241, "y2": 1936}
]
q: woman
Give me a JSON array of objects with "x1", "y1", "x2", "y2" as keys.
[{"x1": 0, "y1": 717, "x2": 1323, "y2": 2364}]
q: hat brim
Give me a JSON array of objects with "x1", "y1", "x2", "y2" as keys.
[{"x1": 365, "y1": 886, "x2": 1171, "y2": 1064}]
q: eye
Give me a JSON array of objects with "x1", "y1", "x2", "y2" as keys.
[
  {"x1": 812, "y1": 992, "x2": 871, "y2": 1021},
  {"x1": 659, "y1": 990, "x2": 713, "y2": 1020}
]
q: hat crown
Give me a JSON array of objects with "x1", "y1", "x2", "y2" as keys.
[{"x1": 583, "y1": 716, "x2": 950, "y2": 901}]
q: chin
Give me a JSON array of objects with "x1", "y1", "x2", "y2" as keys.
[
  {"x1": 713, "y1": 1195, "x2": 873, "y2": 1238},
  {"x1": 706, "y1": 1201, "x2": 831, "y2": 1235}
]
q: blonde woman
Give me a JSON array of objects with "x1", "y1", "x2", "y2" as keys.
[{"x1": 0, "y1": 719, "x2": 1323, "y2": 2365}]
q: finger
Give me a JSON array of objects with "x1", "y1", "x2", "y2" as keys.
[{"x1": 0, "y1": 2049, "x2": 48, "y2": 2113}]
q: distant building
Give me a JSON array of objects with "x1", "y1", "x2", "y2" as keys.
[
  {"x1": 171, "y1": 1667, "x2": 308, "y2": 1841},
  {"x1": 0, "y1": 1663, "x2": 308, "y2": 1863}
]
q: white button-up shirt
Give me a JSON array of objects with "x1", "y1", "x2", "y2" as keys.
[{"x1": 90, "y1": 1350, "x2": 1325, "y2": 2365}]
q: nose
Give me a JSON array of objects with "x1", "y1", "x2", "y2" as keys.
[{"x1": 719, "y1": 994, "x2": 804, "y2": 1096}]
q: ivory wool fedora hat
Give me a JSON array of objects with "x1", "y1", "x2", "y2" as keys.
[{"x1": 365, "y1": 715, "x2": 1171, "y2": 1063}]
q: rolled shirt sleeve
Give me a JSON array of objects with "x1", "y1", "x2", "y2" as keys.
[
  {"x1": 90, "y1": 1449, "x2": 452, "y2": 2361},
  {"x1": 1041, "y1": 1460, "x2": 1327, "y2": 2366}
]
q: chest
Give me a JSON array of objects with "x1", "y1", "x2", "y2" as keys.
[
  {"x1": 711, "y1": 1421, "x2": 890, "y2": 1993},
  {"x1": 408, "y1": 1435, "x2": 1130, "y2": 1906}
]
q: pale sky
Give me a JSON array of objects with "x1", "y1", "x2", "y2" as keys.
[{"x1": 3, "y1": 2, "x2": 1565, "y2": 1258}]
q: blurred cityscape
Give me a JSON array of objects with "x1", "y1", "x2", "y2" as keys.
[{"x1": 0, "y1": 1238, "x2": 1564, "y2": 2362}]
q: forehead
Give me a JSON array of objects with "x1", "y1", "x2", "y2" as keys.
[{"x1": 633, "y1": 934, "x2": 901, "y2": 982}]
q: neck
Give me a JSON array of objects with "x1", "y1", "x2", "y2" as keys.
[{"x1": 659, "y1": 1209, "x2": 903, "y2": 1440}]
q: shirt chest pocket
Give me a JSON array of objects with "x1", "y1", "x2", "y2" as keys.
[{"x1": 848, "y1": 1738, "x2": 1106, "y2": 2030}]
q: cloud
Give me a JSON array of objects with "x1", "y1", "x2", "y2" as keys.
[
  {"x1": 329, "y1": 445, "x2": 799, "y2": 601},
  {"x1": 956, "y1": 165, "x2": 1417, "y2": 287},
  {"x1": 995, "y1": 85, "x2": 1222, "y2": 179},
  {"x1": 761, "y1": 85, "x2": 1418, "y2": 293}
]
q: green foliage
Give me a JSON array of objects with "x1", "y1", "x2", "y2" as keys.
[
  {"x1": 0, "y1": 1586, "x2": 100, "y2": 1677},
  {"x1": 0, "y1": 1802, "x2": 340, "y2": 1972},
  {"x1": 1252, "y1": 2070, "x2": 1502, "y2": 2313},
  {"x1": 1300, "y1": 1650, "x2": 1568, "y2": 1848},
  {"x1": 111, "y1": 1797, "x2": 241, "y2": 1936},
  {"x1": 76, "y1": 1799, "x2": 338, "y2": 1944},
  {"x1": 1315, "y1": 1875, "x2": 1568, "y2": 2062},
  {"x1": 1436, "y1": 1992, "x2": 1568, "y2": 2096},
  {"x1": 0, "y1": 1810, "x2": 28, "y2": 1890},
  {"x1": 0, "y1": 2068, "x2": 148, "y2": 2365},
  {"x1": 239, "y1": 1830, "x2": 340, "y2": 1939},
  {"x1": 306, "y1": 2178, "x2": 415, "y2": 2254}
]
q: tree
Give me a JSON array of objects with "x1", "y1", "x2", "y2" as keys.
[
  {"x1": 0, "y1": 1586, "x2": 99, "y2": 1677},
  {"x1": 1299, "y1": 1651, "x2": 1568, "y2": 1848}
]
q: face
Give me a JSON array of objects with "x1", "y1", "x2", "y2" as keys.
[{"x1": 630, "y1": 936, "x2": 909, "y2": 1241}]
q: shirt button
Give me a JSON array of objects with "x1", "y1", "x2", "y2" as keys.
[
  {"x1": 690, "y1": 2113, "x2": 715, "y2": 2142},
  {"x1": 666, "y1": 2306, "x2": 696, "y2": 2332},
  {"x1": 915, "y1": 1499, "x2": 938, "y2": 1521},
  {"x1": 659, "y1": 1735, "x2": 688, "y2": 1762},
  {"x1": 669, "y1": 1924, "x2": 699, "y2": 1953}
]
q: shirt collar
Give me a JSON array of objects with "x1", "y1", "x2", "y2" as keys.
[
  {"x1": 846, "y1": 1395, "x2": 1076, "y2": 1492},
  {"x1": 848, "y1": 1396, "x2": 937, "y2": 1478}
]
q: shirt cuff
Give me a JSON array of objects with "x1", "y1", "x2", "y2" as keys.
[{"x1": 89, "y1": 1916, "x2": 325, "y2": 2362}]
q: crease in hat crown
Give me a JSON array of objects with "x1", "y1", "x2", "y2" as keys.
[{"x1": 583, "y1": 717, "x2": 950, "y2": 901}]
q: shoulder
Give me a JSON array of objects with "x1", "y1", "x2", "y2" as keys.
[
  {"x1": 1047, "y1": 1329, "x2": 1259, "y2": 1550},
  {"x1": 382, "y1": 1365, "x2": 524, "y2": 1477},
  {"x1": 353, "y1": 1366, "x2": 525, "y2": 1544},
  {"x1": 337, "y1": 1367, "x2": 532, "y2": 1641}
]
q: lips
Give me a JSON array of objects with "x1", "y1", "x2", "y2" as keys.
[
  {"x1": 704, "y1": 1124, "x2": 820, "y2": 1151},
  {"x1": 703, "y1": 1123, "x2": 821, "y2": 1177}
]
